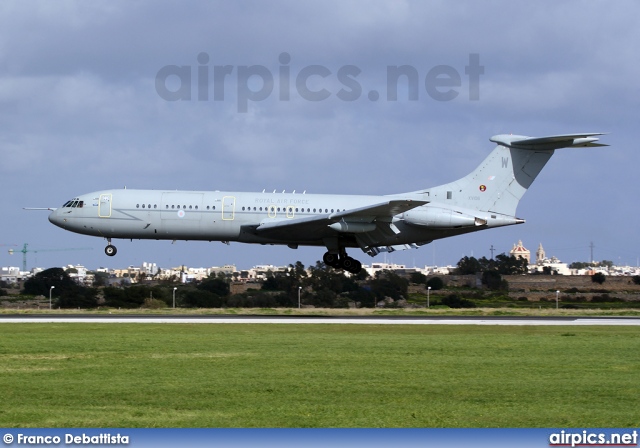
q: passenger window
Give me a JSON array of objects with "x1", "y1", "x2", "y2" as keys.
[{"x1": 136, "y1": 204, "x2": 140, "y2": 208}]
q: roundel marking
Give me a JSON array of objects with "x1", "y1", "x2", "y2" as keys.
[
  {"x1": 479, "y1": 185, "x2": 487, "y2": 192},
  {"x1": 177, "y1": 210, "x2": 186, "y2": 218}
]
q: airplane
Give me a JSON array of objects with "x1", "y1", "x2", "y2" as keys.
[{"x1": 37, "y1": 132, "x2": 607, "y2": 274}]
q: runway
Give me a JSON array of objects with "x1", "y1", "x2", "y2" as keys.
[{"x1": 1, "y1": 314, "x2": 639, "y2": 325}]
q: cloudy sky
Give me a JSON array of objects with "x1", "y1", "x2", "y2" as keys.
[{"x1": 1, "y1": 0, "x2": 638, "y2": 272}]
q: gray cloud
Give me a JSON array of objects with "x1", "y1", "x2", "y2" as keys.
[{"x1": 1, "y1": 0, "x2": 637, "y2": 270}]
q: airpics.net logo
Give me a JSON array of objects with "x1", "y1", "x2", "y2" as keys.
[
  {"x1": 549, "y1": 430, "x2": 638, "y2": 447},
  {"x1": 155, "y1": 52, "x2": 484, "y2": 112}
]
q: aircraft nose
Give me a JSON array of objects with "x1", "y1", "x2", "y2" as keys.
[{"x1": 48, "y1": 209, "x2": 64, "y2": 228}]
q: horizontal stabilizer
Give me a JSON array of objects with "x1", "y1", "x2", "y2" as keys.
[{"x1": 490, "y1": 133, "x2": 608, "y2": 150}]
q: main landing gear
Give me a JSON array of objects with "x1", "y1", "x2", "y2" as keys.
[
  {"x1": 323, "y1": 251, "x2": 362, "y2": 274},
  {"x1": 105, "y1": 238, "x2": 117, "y2": 256}
]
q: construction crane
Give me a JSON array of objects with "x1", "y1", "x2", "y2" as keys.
[{"x1": 8, "y1": 243, "x2": 93, "y2": 271}]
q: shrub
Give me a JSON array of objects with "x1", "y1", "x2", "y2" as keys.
[
  {"x1": 591, "y1": 272, "x2": 606, "y2": 284},
  {"x1": 440, "y1": 294, "x2": 476, "y2": 308},
  {"x1": 183, "y1": 290, "x2": 225, "y2": 308},
  {"x1": 142, "y1": 298, "x2": 167, "y2": 309},
  {"x1": 591, "y1": 294, "x2": 618, "y2": 303}
]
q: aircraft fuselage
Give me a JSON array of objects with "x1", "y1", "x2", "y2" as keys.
[{"x1": 42, "y1": 132, "x2": 606, "y2": 273}]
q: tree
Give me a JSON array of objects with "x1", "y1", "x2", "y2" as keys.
[
  {"x1": 103, "y1": 285, "x2": 149, "y2": 308},
  {"x1": 307, "y1": 262, "x2": 348, "y2": 294},
  {"x1": 410, "y1": 272, "x2": 427, "y2": 284},
  {"x1": 197, "y1": 277, "x2": 230, "y2": 297},
  {"x1": 370, "y1": 270, "x2": 408, "y2": 301},
  {"x1": 455, "y1": 256, "x2": 483, "y2": 275},
  {"x1": 183, "y1": 289, "x2": 225, "y2": 308},
  {"x1": 569, "y1": 261, "x2": 591, "y2": 270},
  {"x1": 494, "y1": 254, "x2": 528, "y2": 275},
  {"x1": 426, "y1": 276, "x2": 444, "y2": 290},
  {"x1": 482, "y1": 270, "x2": 507, "y2": 290},
  {"x1": 23, "y1": 267, "x2": 98, "y2": 308},
  {"x1": 591, "y1": 272, "x2": 606, "y2": 284},
  {"x1": 91, "y1": 271, "x2": 109, "y2": 287}
]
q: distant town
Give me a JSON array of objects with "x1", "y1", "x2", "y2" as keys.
[{"x1": 2, "y1": 241, "x2": 639, "y2": 286}]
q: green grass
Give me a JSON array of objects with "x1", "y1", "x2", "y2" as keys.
[{"x1": 0, "y1": 324, "x2": 639, "y2": 427}]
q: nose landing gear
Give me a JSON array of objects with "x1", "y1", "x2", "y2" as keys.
[{"x1": 104, "y1": 239, "x2": 117, "y2": 256}]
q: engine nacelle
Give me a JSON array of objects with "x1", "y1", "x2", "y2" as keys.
[{"x1": 403, "y1": 207, "x2": 486, "y2": 228}]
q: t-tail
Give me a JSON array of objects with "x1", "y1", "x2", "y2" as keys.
[{"x1": 416, "y1": 133, "x2": 607, "y2": 217}]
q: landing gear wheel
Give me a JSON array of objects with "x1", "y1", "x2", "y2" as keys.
[
  {"x1": 105, "y1": 245, "x2": 117, "y2": 256},
  {"x1": 340, "y1": 257, "x2": 355, "y2": 271},
  {"x1": 340, "y1": 257, "x2": 363, "y2": 274},
  {"x1": 323, "y1": 252, "x2": 340, "y2": 267}
]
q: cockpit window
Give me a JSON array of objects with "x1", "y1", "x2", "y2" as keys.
[{"x1": 62, "y1": 199, "x2": 83, "y2": 208}]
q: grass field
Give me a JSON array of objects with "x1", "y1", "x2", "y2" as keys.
[{"x1": 1, "y1": 323, "x2": 639, "y2": 427}]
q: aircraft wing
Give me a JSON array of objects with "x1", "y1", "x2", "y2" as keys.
[{"x1": 250, "y1": 199, "x2": 427, "y2": 240}]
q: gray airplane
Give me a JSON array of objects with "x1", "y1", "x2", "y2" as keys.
[{"x1": 41, "y1": 133, "x2": 606, "y2": 273}]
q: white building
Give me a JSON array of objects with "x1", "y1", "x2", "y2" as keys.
[{"x1": 1, "y1": 266, "x2": 21, "y2": 284}]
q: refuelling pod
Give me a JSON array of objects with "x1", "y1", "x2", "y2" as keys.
[
  {"x1": 403, "y1": 207, "x2": 486, "y2": 228},
  {"x1": 328, "y1": 221, "x2": 377, "y2": 233}
]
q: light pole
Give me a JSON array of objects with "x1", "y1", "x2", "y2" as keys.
[
  {"x1": 427, "y1": 286, "x2": 431, "y2": 308},
  {"x1": 556, "y1": 290, "x2": 560, "y2": 310},
  {"x1": 173, "y1": 287, "x2": 177, "y2": 309},
  {"x1": 298, "y1": 286, "x2": 301, "y2": 309},
  {"x1": 49, "y1": 286, "x2": 55, "y2": 310}
]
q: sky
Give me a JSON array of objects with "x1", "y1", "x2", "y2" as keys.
[{"x1": 1, "y1": 0, "x2": 638, "y2": 272}]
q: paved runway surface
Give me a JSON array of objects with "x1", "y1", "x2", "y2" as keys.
[{"x1": 1, "y1": 314, "x2": 639, "y2": 325}]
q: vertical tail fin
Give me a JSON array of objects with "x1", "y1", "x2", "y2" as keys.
[{"x1": 418, "y1": 133, "x2": 607, "y2": 216}]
